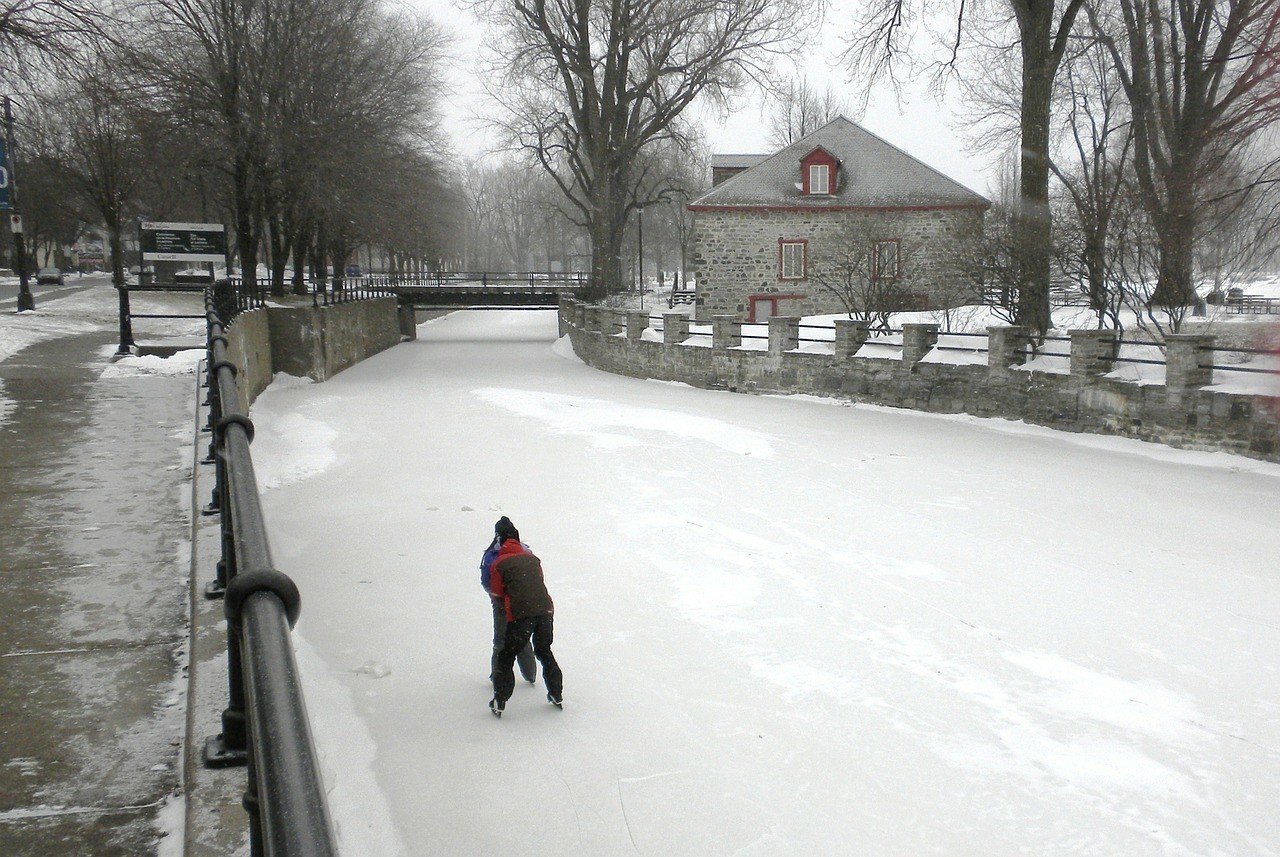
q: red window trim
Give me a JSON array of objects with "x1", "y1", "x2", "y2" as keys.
[
  {"x1": 799, "y1": 146, "x2": 840, "y2": 196},
  {"x1": 778, "y1": 238, "x2": 808, "y2": 281},
  {"x1": 872, "y1": 238, "x2": 901, "y2": 280},
  {"x1": 748, "y1": 293, "x2": 806, "y2": 323}
]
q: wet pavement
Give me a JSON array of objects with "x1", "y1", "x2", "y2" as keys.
[{"x1": 0, "y1": 329, "x2": 193, "y2": 855}]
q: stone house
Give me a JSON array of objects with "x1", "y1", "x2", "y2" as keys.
[{"x1": 688, "y1": 117, "x2": 989, "y2": 322}]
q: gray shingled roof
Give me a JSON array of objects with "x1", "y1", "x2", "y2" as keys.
[
  {"x1": 692, "y1": 116, "x2": 989, "y2": 209},
  {"x1": 711, "y1": 154, "x2": 769, "y2": 169}
]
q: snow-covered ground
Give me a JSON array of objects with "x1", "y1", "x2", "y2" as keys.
[
  {"x1": 0, "y1": 283, "x2": 206, "y2": 427},
  {"x1": 251, "y1": 310, "x2": 1280, "y2": 856}
]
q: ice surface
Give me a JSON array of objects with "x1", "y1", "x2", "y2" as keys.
[{"x1": 251, "y1": 310, "x2": 1280, "y2": 857}]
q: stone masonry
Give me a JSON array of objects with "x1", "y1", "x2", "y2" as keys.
[
  {"x1": 692, "y1": 207, "x2": 984, "y2": 321},
  {"x1": 560, "y1": 299, "x2": 1280, "y2": 462}
]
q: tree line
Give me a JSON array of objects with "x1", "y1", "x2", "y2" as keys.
[
  {"x1": 3, "y1": 0, "x2": 1275, "y2": 325},
  {"x1": 2, "y1": 0, "x2": 460, "y2": 293}
]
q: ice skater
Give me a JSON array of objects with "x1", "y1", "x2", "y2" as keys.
[
  {"x1": 486, "y1": 518, "x2": 563, "y2": 717},
  {"x1": 481, "y1": 517, "x2": 536, "y2": 686}
]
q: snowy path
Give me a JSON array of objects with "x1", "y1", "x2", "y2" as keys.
[{"x1": 252, "y1": 310, "x2": 1280, "y2": 857}]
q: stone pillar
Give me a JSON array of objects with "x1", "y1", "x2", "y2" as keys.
[
  {"x1": 588, "y1": 306, "x2": 608, "y2": 334},
  {"x1": 901, "y1": 323, "x2": 940, "y2": 367},
  {"x1": 663, "y1": 313, "x2": 690, "y2": 346},
  {"x1": 711, "y1": 315, "x2": 742, "y2": 351},
  {"x1": 834, "y1": 319, "x2": 870, "y2": 359},
  {"x1": 574, "y1": 303, "x2": 587, "y2": 330},
  {"x1": 397, "y1": 303, "x2": 417, "y2": 340},
  {"x1": 1069, "y1": 329, "x2": 1119, "y2": 377},
  {"x1": 625, "y1": 311, "x2": 649, "y2": 342},
  {"x1": 1165, "y1": 333, "x2": 1215, "y2": 399},
  {"x1": 558, "y1": 297, "x2": 574, "y2": 336},
  {"x1": 768, "y1": 316, "x2": 801, "y2": 356},
  {"x1": 987, "y1": 325, "x2": 1030, "y2": 371}
]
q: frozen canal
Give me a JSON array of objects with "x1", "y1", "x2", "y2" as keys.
[{"x1": 252, "y1": 310, "x2": 1280, "y2": 856}]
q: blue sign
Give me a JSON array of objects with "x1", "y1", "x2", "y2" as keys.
[{"x1": 0, "y1": 137, "x2": 10, "y2": 210}]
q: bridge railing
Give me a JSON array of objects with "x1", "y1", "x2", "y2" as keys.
[{"x1": 201, "y1": 284, "x2": 338, "y2": 857}]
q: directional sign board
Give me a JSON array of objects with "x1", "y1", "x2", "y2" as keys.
[
  {"x1": 141, "y1": 222, "x2": 227, "y2": 263},
  {"x1": 0, "y1": 137, "x2": 11, "y2": 210}
]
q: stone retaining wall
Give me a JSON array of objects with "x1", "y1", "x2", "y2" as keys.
[
  {"x1": 225, "y1": 297, "x2": 402, "y2": 412},
  {"x1": 561, "y1": 299, "x2": 1280, "y2": 462}
]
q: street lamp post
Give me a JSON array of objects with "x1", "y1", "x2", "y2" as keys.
[
  {"x1": 3, "y1": 96, "x2": 34, "y2": 312},
  {"x1": 636, "y1": 203, "x2": 644, "y2": 311}
]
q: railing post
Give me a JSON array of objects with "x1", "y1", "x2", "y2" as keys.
[
  {"x1": 1165, "y1": 333, "x2": 1214, "y2": 400},
  {"x1": 768, "y1": 316, "x2": 800, "y2": 355},
  {"x1": 987, "y1": 325, "x2": 1031, "y2": 371},
  {"x1": 833, "y1": 319, "x2": 870, "y2": 359},
  {"x1": 1069, "y1": 329, "x2": 1119, "y2": 377},
  {"x1": 662, "y1": 312, "x2": 689, "y2": 346},
  {"x1": 116, "y1": 284, "x2": 135, "y2": 355},
  {"x1": 625, "y1": 311, "x2": 649, "y2": 342},
  {"x1": 711, "y1": 314, "x2": 741, "y2": 351},
  {"x1": 901, "y1": 322, "x2": 940, "y2": 367}
]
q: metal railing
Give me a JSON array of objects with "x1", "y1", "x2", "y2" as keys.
[
  {"x1": 117, "y1": 282, "x2": 211, "y2": 353},
  {"x1": 1223, "y1": 294, "x2": 1280, "y2": 315},
  {"x1": 200, "y1": 282, "x2": 338, "y2": 856},
  {"x1": 355, "y1": 270, "x2": 591, "y2": 289}
]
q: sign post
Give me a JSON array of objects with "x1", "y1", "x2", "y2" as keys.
[
  {"x1": 128, "y1": 221, "x2": 229, "y2": 353},
  {"x1": 2, "y1": 96, "x2": 34, "y2": 312}
]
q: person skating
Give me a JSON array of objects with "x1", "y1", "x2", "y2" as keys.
[
  {"x1": 487, "y1": 521, "x2": 563, "y2": 717},
  {"x1": 481, "y1": 517, "x2": 536, "y2": 685}
]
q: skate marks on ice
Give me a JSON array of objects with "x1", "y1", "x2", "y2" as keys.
[{"x1": 473, "y1": 388, "x2": 775, "y2": 458}]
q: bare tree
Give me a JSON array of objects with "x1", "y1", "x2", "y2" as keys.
[
  {"x1": 1048, "y1": 36, "x2": 1132, "y2": 329},
  {"x1": 1087, "y1": 0, "x2": 1280, "y2": 308},
  {"x1": 767, "y1": 76, "x2": 848, "y2": 148},
  {"x1": 845, "y1": 0, "x2": 1087, "y2": 336},
  {"x1": 0, "y1": 0, "x2": 102, "y2": 82},
  {"x1": 474, "y1": 0, "x2": 805, "y2": 296},
  {"x1": 810, "y1": 219, "x2": 920, "y2": 331}
]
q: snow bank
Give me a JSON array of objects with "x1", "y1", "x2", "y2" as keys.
[
  {"x1": 100, "y1": 349, "x2": 205, "y2": 379},
  {"x1": 293, "y1": 636, "x2": 408, "y2": 856}
]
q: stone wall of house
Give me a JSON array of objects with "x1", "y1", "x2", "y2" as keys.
[
  {"x1": 691, "y1": 207, "x2": 984, "y2": 321},
  {"x1": 559, "y1": 300, "x2": 1280, "y2": 463}
]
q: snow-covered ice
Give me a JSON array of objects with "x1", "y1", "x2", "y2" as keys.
[{"x1": 251, "y1": 310, "x2": 1280, "y2": 856}]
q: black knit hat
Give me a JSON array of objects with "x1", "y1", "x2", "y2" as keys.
[{"x1": 494, "y1": 516, "x2": 519, "y2": 542}]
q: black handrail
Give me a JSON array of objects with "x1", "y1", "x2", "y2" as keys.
[{"x1": 202, "y1": 280, "x2": 338, "y2": 857}]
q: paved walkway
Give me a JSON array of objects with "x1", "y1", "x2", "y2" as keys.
[{"x1": 0, "y1": 329, "x2": 194, "y2": 855}]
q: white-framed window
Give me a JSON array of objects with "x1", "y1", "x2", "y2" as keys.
[
  {"x1": 809, "y1": 164, "x2": 830, "y2": 195},
  {"x1": 874, "y1": 240, "x2": 899, "y2": 279},
  {"x1": 780, "y1": 241, "x2": 806, "y2": 280}
]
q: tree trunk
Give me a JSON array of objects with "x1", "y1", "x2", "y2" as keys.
[
  {"x1": 1016, "y1": 9, "x2": 1055, "y2": 336},
  {"x1": 231, "y1": 142, "x2": 258, "y2": 289},
  {"x1": 291, "y1": 221, "x2": 309, "y2": 295},
  {"x1": 107, "y1": 219, "x2": 125, "y2": 288},
  {"x1": 1151, "y1": 166, "x2": 1197, "y2": 308}
]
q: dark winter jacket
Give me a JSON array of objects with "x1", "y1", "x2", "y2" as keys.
[
  {"x1": 480, "y1": 538, "x2": 529, "y2": 593},
  {"x1": 489, "y1": 538, "x2": 554, "y2": 621}
]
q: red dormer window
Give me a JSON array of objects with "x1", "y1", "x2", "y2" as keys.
[{"x1": 800, "y1": 146, "x2": 840, "y2": 196}]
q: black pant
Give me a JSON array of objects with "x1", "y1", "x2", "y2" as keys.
[
  {"x1": 492, "y1": 614, "x2": 562, "y2": 705},
  {"x1": 492, "y1": 599, "x2": 536, "y2": 682}
]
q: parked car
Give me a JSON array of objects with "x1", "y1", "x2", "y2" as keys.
[{"x1": 36, "y1": 267, "x2": 65, "y2": 285}]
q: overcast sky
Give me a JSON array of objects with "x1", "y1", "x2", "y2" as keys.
[{"x1": 404, "y1": 0, "x2": 1000, "y2": 196}]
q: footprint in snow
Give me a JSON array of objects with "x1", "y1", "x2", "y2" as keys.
[{"x1": 353, "y1": 662, "x2": 391, "y2": 679}]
